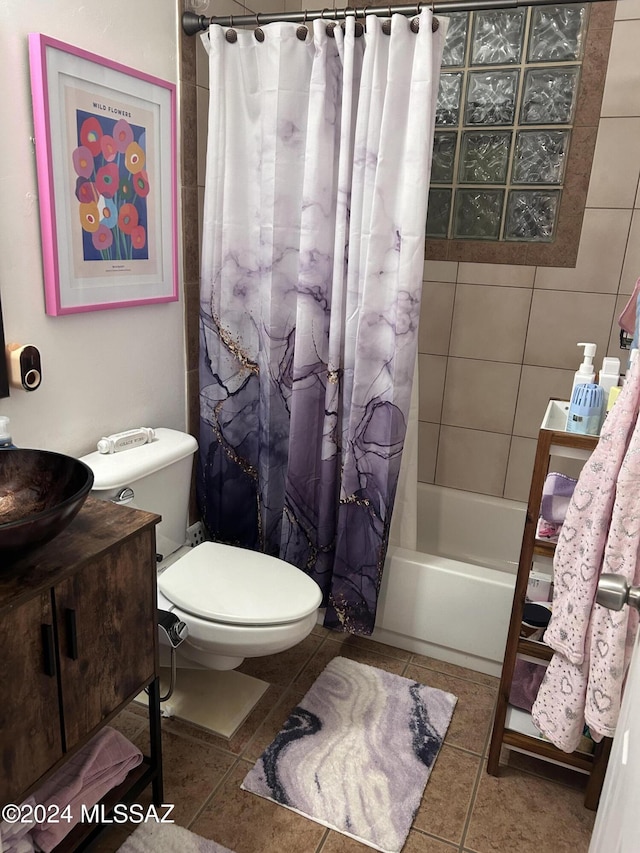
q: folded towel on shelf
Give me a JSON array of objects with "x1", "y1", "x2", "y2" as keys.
[
  {"x1": 536, "y1": 517, "x2": 561, "y2": 541},
  {"x1": 0, "y1": 797, "x2": 36, "y2": 853},
  {"x1": 509, "y1": 660, "x2": 546, "y2": 713},
  {"x1": 31, "y1": 727, "x2": 143, "y2": 853},
  {"x1": 540, "y1": 472, "x2": 577, "y2": 525}
]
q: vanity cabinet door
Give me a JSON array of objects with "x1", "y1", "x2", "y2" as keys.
[
  {"x1": 0, "y1": 592, "x2": 63, "y2": 805},
  {"x1": 54, "y1": 529, "x2": 157, "y2": 751}
]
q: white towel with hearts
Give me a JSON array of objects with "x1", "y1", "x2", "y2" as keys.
[{"x1": 532, "y1": 358, "x2": 640, "y2": 752}]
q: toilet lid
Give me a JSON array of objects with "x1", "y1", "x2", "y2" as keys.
[{"x1": 158, "y1": 541, "x2": 322, "y2": 626}]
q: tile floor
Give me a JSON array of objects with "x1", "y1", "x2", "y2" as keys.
[{"x1": 90, "y1": 628, "x2": 596, "y2": 853}]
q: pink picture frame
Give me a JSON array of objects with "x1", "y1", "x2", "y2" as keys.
[{"x1": 28, "y1": 34, "x2": 179, "y2": 315}]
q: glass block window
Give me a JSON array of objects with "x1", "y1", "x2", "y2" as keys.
[{"x1": 428, "y1": 3, "x2": 588, "y2": 243}]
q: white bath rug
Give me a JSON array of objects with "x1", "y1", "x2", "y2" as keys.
[
  {"x1": 117, "y1": 822, "x2": 234, "y2": 853},
  {"x1": 241, "y1": 656, "x2": 457, "y2": 853}
]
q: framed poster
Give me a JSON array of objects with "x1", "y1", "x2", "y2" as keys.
[{"x1": 29, "y1": 34, "x2": 178, "y2": 315}]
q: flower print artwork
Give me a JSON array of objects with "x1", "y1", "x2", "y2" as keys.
[{"x1": 72, "y1": 111, "x2": 149, "y2": 261}]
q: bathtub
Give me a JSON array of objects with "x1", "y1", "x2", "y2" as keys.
[{"x1": 373, "y1": 483, "x2": 526, "y2": 677}]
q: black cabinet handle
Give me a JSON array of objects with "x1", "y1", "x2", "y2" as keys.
[
  {"x1": 65, "y1": 608, "x2": 79, "y2": 660},
  {"x1": 41, "y1": 624, "x2": 56, "y2": 677}
]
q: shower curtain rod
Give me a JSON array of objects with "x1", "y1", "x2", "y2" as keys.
[{"x1": 182, "y1": 0, "x2": 613, "y2": 34}]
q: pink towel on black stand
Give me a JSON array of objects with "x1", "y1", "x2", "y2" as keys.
[{"x1": 31, "y1": 726, "x2": 143, "y2": 852}]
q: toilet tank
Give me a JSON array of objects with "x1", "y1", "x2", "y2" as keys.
[{"x1": 81, "y1": 428, "x2": 198, "y2": 559}]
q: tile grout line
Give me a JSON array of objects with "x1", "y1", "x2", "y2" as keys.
[
  {"x1": 455, "y1": 692, "x2": 499, "y2": 852},
  {"x1": 185, "y1": 755, "x2": 244, "y2": 832},
  {"x1": 313, "y1": 827, "x2": 332, "y2": 853}
]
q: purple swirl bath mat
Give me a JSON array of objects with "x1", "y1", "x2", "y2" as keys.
[{"x1": 241, "y1": 656, "x2": 457, "y2": 853}]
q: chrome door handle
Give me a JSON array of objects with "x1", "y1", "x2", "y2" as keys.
[{"x1": 596, "y1": 574, "x2": 640, "y2": 613}]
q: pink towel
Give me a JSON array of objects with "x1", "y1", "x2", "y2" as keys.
[
  {"x1": 543, "y1": 356, "x2": 640, "y2": 665},
  {"x1": 30, "y1": 727, "x2": 143, "y2": 852},
  {"x1": 0, "y1": 797, "x2": 36, "y2": 853},
  {"x1": 532, "y1": 358, "x2": 640, "y2": 752},
  {"x1": 584, "y1": 409, "x2": 640, "y2": 739}
]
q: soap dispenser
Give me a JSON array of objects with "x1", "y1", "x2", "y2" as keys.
[
  {"x1": 0, "y1": 416, "x2": 16, "y2": 449},
  {"x1": 571, "y1": 342, "x2": 597, "y2": 395}
]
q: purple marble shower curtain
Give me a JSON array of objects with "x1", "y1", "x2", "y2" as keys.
[{"x1": 198, "y1": 13, "x2": 445, "y2": 634}]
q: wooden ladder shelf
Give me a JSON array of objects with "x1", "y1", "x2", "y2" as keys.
[{"x1": 487, "y1": 425, "x2": 611, "y2": 810}]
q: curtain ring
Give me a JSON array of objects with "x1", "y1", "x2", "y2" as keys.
[
  {"x1": 321, "y1": 7, "x2": 330, "y2": 17},
  {"x1": 226, "y1": 14, "x2": 237, "y2": 42},
  {"x1": 297, "y1": 8, "x2": 309, "y2": 39},
  {"x1": 254, "y1": 11, "x2": 265, "y2": 41},
  {"x1": 382, "y1": 3, "x2": 392, "y2": 33},
  {"x1": 411, "y1": 3, "x2": 420, "y2": 32}
]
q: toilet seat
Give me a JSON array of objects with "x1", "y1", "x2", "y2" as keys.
[{"x1": 158, "y1": 541, "x2": 322, "y2": 627}]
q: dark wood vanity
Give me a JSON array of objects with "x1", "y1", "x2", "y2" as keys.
[{"x1": 0, "y1": 497, "x2": 162, "y2": 851}]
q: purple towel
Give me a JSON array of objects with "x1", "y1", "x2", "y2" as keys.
[
  {"x1": 31, "y1": 727, "x2": 143, "y2": 852},
  {"x1": 509, "y1": 660, "x2": 547, "y2": 712},
  {"x1": 540, "y1": 472, "x2": 577, "y2": 525}
]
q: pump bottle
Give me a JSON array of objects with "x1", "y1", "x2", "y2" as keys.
[
  {"x1": 571, "y1": 342, "x2": 597, "y2": 396},
  {"x1": 0, "y1": 416, "x2": 16, "y2": 449}
]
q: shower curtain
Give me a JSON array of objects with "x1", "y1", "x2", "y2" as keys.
[{"x1": 198, "y1": 11, "x2": 445, "y2": 635}]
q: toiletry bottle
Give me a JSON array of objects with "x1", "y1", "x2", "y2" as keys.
[
  {"x1": 0, "y1": 416, "x2": 16, "y2": 449},
  {"x1": 571, "y1": 343, "x2": 597, "y2": 395},
  {"x1": 598, "y1": 357, "x2": 620, "y2": 398}
]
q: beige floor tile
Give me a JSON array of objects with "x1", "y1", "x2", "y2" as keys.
[
  {"x1": 409, "y1": 654, "x2": 500, "y2": 690},
  {"x1": 401, "y1": 831, "x2": 459, "y2": 852},
  {"x1": 405, "y1": 665, "x2": 497, "y2": 755},
  {"x1": 237, "y1": 632, "x2": 324, "y2": 686},
  {"x1": 294, "y1": 636, "x2": 406, "y2": 694},
  {"x1": 133, "y1": 728, "x2": 235, "y2": 826},
  {"x1": 320, "y1": 828, "x2": 457, "y2": 852},
  {"x1": 342, "y1": 632, "x2": 413, "y2": 662},
  {"x1": 464, "y1": 763, "x2": 595, "y2": 853},
  {"x1": 412, "y1": 744, "x2": 481, "y2": 845},
  {"x1": 499, "y1": 746, "x2": 589, "y2": 791},
  {"x1": 108, "y1": 708, "x2": 148, "y2": 743},
  {"x1": 191, "y1": 760, "x2": 326, "y2": 853},
  {"x1": 162, "y1": 682, "x2": 287, "y2": 756}
]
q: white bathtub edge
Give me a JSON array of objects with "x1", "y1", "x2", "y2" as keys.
[
  {"x1": 369, "y1": 626, "x2": 503, "y2": 678},
  {"x1": 375, "y1": 546, "x2": 516, "y2": 676}
]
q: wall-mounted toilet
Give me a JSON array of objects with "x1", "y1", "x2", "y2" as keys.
[{"x1": 81, "y1": 429, "x2": 322, "y2": 670}]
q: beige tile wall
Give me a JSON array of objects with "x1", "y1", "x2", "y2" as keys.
[
  {"x1": 419, "y1": 0, "x2": 640, "y2": 502},
  {"x1": 186, "y1": 0, "x2": 640, "y2": 506}
]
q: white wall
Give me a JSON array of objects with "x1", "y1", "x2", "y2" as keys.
[{"x1": 0, "y1": 1, "x2": 185, "y2": 457}]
